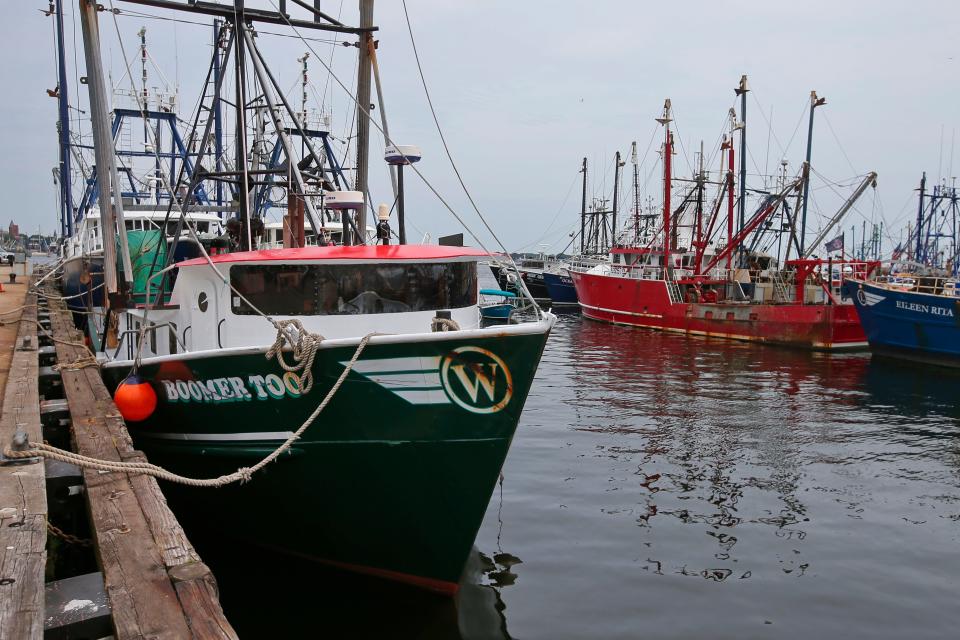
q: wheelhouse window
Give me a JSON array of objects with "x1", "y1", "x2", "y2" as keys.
[{"x1": 230, "y1": 261, "x2": 477, "y2": 316}]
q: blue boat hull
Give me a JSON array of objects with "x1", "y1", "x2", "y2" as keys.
[
  {"x1": 488, "y1": 264, "x2": 550, "y2": 301},
  {"x1": 845, "y1": 279, "x2": 960, "y2": 367},
  {"x1": 480, "y1": 303, "x2": 513, "y2": 320},
  {"x1": 542, "y1": 271, "x2": 578, "y2": 306},
  {"x1": 62, "y1": 255, "x2": 105, "y2": 312}
]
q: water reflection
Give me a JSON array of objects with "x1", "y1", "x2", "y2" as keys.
[
  {"x1": 182, "y1": 518, "x2": 515, "y2": 639},
  {"x1": 182, "y1": 306, "x2": 960, "y2": 638},
  {"x1": 525, "y1": 317, "x2": 960, "y2": 596}
]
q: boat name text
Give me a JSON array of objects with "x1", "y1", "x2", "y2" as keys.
[
  {"x1": 894, "y1": 300, "x2": 954, "y2": 317},
  {"x1": 159, "y1": 373, "x2": 304, "y2": 403}
]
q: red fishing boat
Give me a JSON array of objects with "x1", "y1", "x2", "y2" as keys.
[{"x1": 570, "y1": 91, "x2": 880, "y2": 350}]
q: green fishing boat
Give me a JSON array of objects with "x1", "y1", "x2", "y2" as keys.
[
  {"x1": 66, "y1": 0, "x2": 552, "y2": 593},
  {"x1": 99, "y1": 246, "x2": 553, "y2": 592}
]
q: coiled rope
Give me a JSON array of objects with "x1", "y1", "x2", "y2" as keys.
[
  {"x1": 265, "y1": 319, "x2": 324, "y2": 394},
  {"x1": 3, "y1": 334, "x2": 374, "y2": 487}
]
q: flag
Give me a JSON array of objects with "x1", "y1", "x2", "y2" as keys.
[
  {"x1": 824, "y1": 233, "x2": 844, "y2": 253},
  {"x1": 892, "y1": 243, "x2": 904, "y2": 260}
]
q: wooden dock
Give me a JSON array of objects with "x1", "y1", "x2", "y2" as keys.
[{"x1": 0, "y1": 268, "x2": 237, "y2": 639}]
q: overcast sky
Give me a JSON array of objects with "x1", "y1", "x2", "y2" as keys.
[{"x1": 2, "y1": 1, "x2": 957, "y2": 254}]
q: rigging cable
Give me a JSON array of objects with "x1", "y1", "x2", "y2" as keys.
[{"x1": 398, "y1": 0, "x2": 515, "y2": 257}]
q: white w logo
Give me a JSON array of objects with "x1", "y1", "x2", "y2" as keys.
[
  {"x1": 441, "y1": 347, "x2": 513, "y2": 414},
  {"x1": 449, "y1": 363, "x2": 499, "y2": 403}
]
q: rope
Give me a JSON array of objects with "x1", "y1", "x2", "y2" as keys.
[
  {"x1": 53, "y1": 354, "x2": 100, "y2": 372},
  {"x1": 0, "y1": 304, "x2": 37, "y2": 316},
  {"x1": 265, "y1": 319, "x2": 325, "y2": 394},
  {"x1": 32, "y1": 321, "x2": 88, "y2": 350},
  {"x1": 32, "y1": 282, "x2": 104, "y2": 301},
  {"x1": 431, "y1": 317, "x2": 461, "y2": 332},
  {"x1": 3, "y1": 334, "x2": 373, "y2": 487}
]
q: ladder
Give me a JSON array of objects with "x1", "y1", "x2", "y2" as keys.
[
  {"x1": 771, "y1": 271, "x2": 791, "y2": 303},
  {"x1": 666, "y1": 280, "x2": 683, "y2": 304}
]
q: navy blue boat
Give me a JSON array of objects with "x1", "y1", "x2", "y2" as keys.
[
  {"x1": 844, "y1": 277, "x2": 960, "y2": 367},
  {"x1": 62, "y1": 255, "x2": 105, "y2": 312},
  {"x1": 542, "y1": 270, "x2": 578, "y2": 307},
  {"x1": 488, "y1": 261, "x2": 550, "y2": 301}
]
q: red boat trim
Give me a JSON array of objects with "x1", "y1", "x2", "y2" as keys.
[
  {"x1": 312, "y1": 557, "x2": 461, "y2": 595},
  {"x1": 253, "y1": 539, "x2": 463, "y2": 595},
  {"x1": 179, "y1": 244, "x2": 491, "y2": 266}
]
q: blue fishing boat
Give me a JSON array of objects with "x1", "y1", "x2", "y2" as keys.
[
  {"x1": 844, "y1": 276, "x2": 960, "y2": 367},
  {"x1": 542, "y1": 270, "x2": 578, "y2": 306},
  {"x1": 479, "y1": 288, "x2": 518, "y2": 322}
]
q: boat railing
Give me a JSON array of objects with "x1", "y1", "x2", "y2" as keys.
[
  {"x1": 112, "y1": 321, "x2": 186, "y2": 360},
  {"x1": 872, "y1": 275, "x2": 960, "y2": 297}
]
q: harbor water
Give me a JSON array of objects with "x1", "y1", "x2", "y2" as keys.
[{"x1": 186, "y1": 278, "x2": 960, "y2": 639}]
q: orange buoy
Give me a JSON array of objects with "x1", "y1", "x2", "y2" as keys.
[{"x1": 113, "y1": 375, "x2": 158, "y2": 422}]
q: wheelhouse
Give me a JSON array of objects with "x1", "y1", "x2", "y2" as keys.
[{"x1": 108, "y1": 245, "x2": 491, "y2": 359}]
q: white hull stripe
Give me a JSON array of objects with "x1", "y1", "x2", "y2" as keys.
[
  {"x1": 393, "y1": 389, "x2": 450, "y2": 404},
  {"x1": 343, "y1": 356, "x2": 451, "y2": 406},
  {"x1": 141, "y1": 431, "x2": 295, "y2": 441},
  {"x1": 579, "y1": 302, "x2": 664, "y2": 318},
  {"x1": 360, "y1": 372, "x2": 443, "y2": 389},
  {"x1": 349, "y1": 356, "x2": 441, "y2": 374}
]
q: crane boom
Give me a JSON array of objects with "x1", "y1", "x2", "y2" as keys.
[{"x1": 802, "y1": 171, "x2": 877, "y2": 259}]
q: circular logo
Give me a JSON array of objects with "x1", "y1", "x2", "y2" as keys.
[{"x1": 440, "y1": 346, "x2": 513, "y2": 414}]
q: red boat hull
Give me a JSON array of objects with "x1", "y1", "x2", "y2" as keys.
[{"x1": 570, "y1": 270, "x2": 866, "y2": 350}]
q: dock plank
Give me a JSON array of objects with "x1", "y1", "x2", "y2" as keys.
[
  {"x1": 0, "y1": 290, "x2": 45, "y2": 640},
  {"x1": 45, "y1": 293, "x2": 236, "y2": 640}
]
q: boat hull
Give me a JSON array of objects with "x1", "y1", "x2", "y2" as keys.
[
  {"x1": 488, "y1": 264, "x2": 550, "y2": 301},
  {"x1": 100, "y1": 323, "x2": 552, "y2": 593},
  {"x1": 570, "y1": 270, "x2": 866, "y2": 350},
  {"x1": 62, "y1": 254, "x2": 104, "y2": 312},
  {"x1": 845, "y1": 279, "x2": 960, "y2": 367},
  {"x1": 542, "y1": 271, "x2": 579, "y2": 306}
]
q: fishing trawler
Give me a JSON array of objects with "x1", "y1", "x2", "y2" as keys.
[
  {"x1": 844, "y1": 174, "x2": 960, "y2": 365},
  {"x1": 571, "y1": 91, "x2": 880, "y2": 350},
  {"x1": 64, "y1": 0, "x2": 553, "y2": 594},
  {"x1": 844, "y1": 275, "x2": 960, "y2": 366}
]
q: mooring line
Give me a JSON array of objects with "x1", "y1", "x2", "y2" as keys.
[{"x1": 4, "y1": 333, "x2": 374, "y2": 488}]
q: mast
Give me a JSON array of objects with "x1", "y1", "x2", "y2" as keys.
[
  {"x1": 725, "y1": 110, "x2": 737, "y2": 272},
  {"x1": 799, "y1": 90, "x2": 826, "y2": 255},
  {"x1": 631, "y1": 141, "x2": 639, "y2": 243},
  {"x1": 611, "y1": 151, "x2": 623, "y2": 249},
  {"x1": 735, "y1": 75, "x2": 748, "y2": 238},
  {"x1": 914, "y1": 172, "x2": 926, "y2": 261},
  {"x1": 354, "y1": 0, "x2": 375, "y2": 245},
  {"x1": 79, "y1": 0, "x2": 119, "y2": 294},
  {"x1": 298, "y1": 51, "x2": 309, "y2": 126},
  {"x1": 233, "y1": 0, "x2": 252, "y2": 250},
  {"x1": 656, "y1": 99, "x2": 673, "y2": 261},
  {"x1": 368, "y1": 36, "x2": 399, "y2": 202},
  {"x1": 53, "y1": 0, "x2": 74, "y2": 237},
  {"x1": 695, "y1": 140, "x2": 704, "y2": 254},
  {"x1": 580, "y1": 157, "x2": 587, "y2": 255},
  {"x1": 212, "y1": 19, "x2": 225, "y2": 208}
]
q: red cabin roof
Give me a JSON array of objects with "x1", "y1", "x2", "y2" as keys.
[{"x1": 178, "y1": 244, "x2": 491, "y2": 266}]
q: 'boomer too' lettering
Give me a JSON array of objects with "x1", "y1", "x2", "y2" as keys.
[{"x1": 160, "y1": 373, "x2": 305, "y2": 404}]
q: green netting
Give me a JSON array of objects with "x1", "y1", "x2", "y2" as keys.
[{"x1": 121, "y1": 230, "x2": 169, "y2": 304}]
